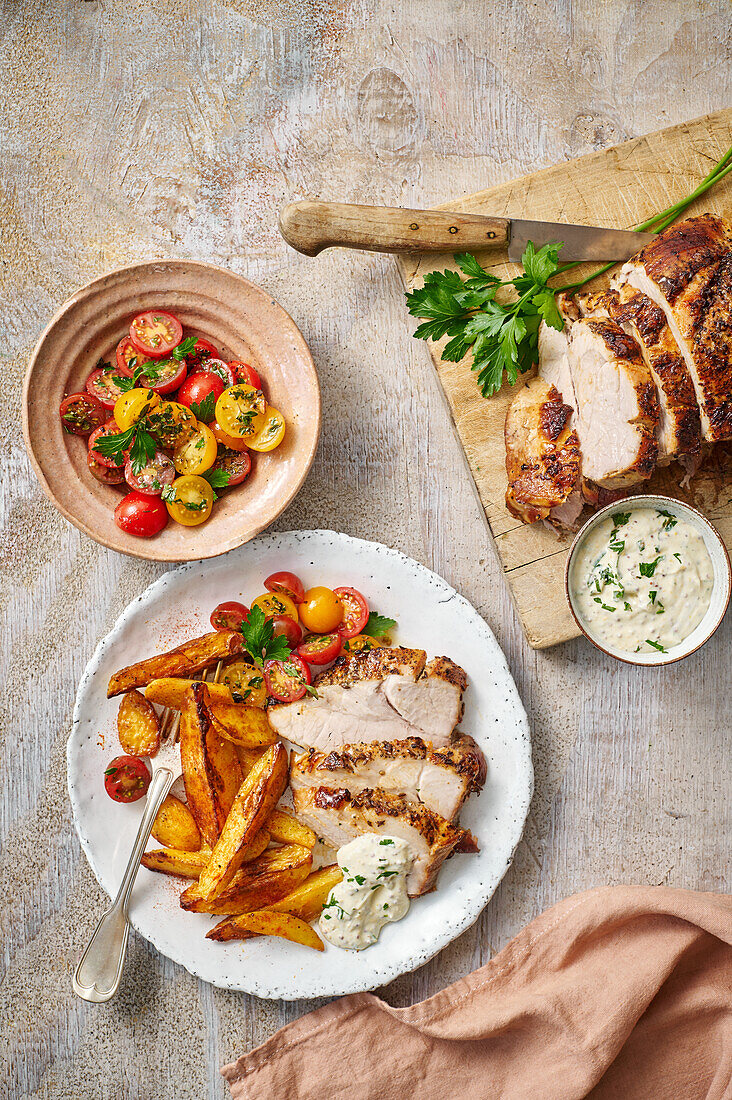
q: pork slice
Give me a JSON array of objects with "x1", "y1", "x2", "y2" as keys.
[
  {"x1": 292, "y1": 786, "x2": 476, "y2": 896},
  {"x1": 385, "y1": 657, "x2": 466, "y2": 742},
  {"x1": 290, "y1": 733, "x2": 486, "y2": 821}
]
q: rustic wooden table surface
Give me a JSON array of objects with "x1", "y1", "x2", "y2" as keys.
[{"x1": 2, "y1": 2, "x2": 730, "y2": 1096}]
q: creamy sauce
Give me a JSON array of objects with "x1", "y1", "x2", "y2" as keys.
[
  {"x1": 319, "y1": 833, "x2": 412, "y2": 950},
  {"x1": 571, "y1": 507, "x2": 714, "y2": 655}
]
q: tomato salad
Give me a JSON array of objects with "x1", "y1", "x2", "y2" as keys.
[{"x1": 59, "y1": 309, "x2": 286, "y2": 538}]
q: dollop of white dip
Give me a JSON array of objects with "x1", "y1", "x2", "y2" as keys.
[
  {"x1": 571, "y1": 506, "x2": 714, "y2": 655},
  {"x1": 319, "y1": 833, "x2": 412, "y2": 951}
]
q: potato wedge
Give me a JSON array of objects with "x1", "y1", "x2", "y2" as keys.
[
  {"x1": 117, "y1": 690, "x2": 161, "y2": 757},
  {"x1": 151, "y1": 795, "x2": 201, "y2": 852},
  {"x1": 145, "y1": 678, "x2": 240, "y2": 710},
  {"x1": 200, "y1": 685, "x2": 277, "y2": 748},
  {"x1": 197, "y1": 743, "x2": 288, "y2": 900},
  {"x1": 209, "y1": 910, "x2": 324, "y2": 950},
  {"x1": 220, "y1": 658, "x2": 267, "y2": 707},
  {"x1": 268, "y1": 864, "x2": 343, "y2": 922},
  {"x1": 141, "y1": 848, "x2": 209, "y2": 878},
  {"x1": 179, "y1": 683, "x2": 242, "y2": 846},
  {"x1": 232, "y1": 744, "x2": 267, "y2": 777},
  {"x1": 107, "y1": 631, "x2": 242, "y2": 698},
  {"x1": 266, "y1": 809, "x2": 317, "y2": 849},
  {"x1": 181, "y1": 861, "x2": 310, "y2": 915}
]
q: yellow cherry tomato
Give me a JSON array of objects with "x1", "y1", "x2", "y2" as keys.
[
  {"x1": 247, "y1": 405, "x2": 286, "y2": 452},
  {"x1": 298, "y1": 586, "x2": 343, "y2": 633},
  {"x1": 146, "y1": 401, "x2": 198, "y2": 450},
  {"x1": 163, "y1": 475, "x2": 214, "y2": 526},
  {"x1": 173, "y1": 422, "x2": 218, "y2": 476},
  {"x1": 251, "y1": 591, "x2": 299, "y2": 622},
  {"x1": 342, "y1": 634, "x2": 386, "y2": 654},
  {"x1": 113, "y1": 388, "x2": 160, "y2": 430},
  {"x1": 214, "y1": 384, "x2": 267, "y2": 440},
  {"x1": 221, "y1": 659, "x2": 268, "y2": 708}
]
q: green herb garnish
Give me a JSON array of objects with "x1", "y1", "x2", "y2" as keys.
[
  {"x1": 239, "y1": 604, "x2": 291, "y2": 666},
  {"x1": 612, "y1": 512, "x2": 631, "y2": 527},
  {"x1": 190, "y1": 392, "x2": 216, "y2": 422},
  {"x1": 172, "y1": 336, "x2": 198, "y2": 361},
  {"x1": 639, "y1": 556, "x2": 662, "y2": 578},
  {"x1": 646, "y1": 639, "x2": 667, "y2": 652},
  {"x1": 657, "y1": 509, "x2": 678, "y2": 531},
  {"x1": 363, "y1": 613, "x2": 397, "y2": 639}
]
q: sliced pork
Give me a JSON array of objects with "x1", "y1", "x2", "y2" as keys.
[
  {"x1": 267, "y1": 648, "x2": 465, "y2": 752},
  {"x1": 618, "y1": 214, "x2": 732, "y2": 442},
  {"x1": 290, "y1": 733, "x2": 486, "y2": 821},
  {"x1": 292, "y1": 785, "x2": 476, "y2": 896}
]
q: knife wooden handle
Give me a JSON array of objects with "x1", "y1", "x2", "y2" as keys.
[{"x1": 279, "y1": 201, "x2": 510, "y2": 257}]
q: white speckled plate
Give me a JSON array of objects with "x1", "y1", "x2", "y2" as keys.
[{"x1": 68, "y1": 531, "x2": 532, "y2": 999}]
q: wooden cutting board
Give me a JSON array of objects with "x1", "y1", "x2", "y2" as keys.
[{"x1": 396, "y1": 109, "x2": 732, "y2": 649}]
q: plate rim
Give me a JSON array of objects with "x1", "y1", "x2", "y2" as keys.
[{"x1": 68, "y1": 529, "x2": 533, "y2": 998}]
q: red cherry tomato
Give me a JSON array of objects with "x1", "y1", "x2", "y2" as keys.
[
  {"x1": 211, "y1": 420, "x2": 250, "y2": 452},
  {"x1": 114, "y1": 491, "x2": 168, "y2": 538},
  {"x1": 87, "y1": 451, "x2": 125, "y2": 485},
  {"x1": 264, "y1": 571, "x2": 305, "y2": 604},
  {"x1": 210, "y1": 601, "x2": 250, "y2": 631},
  {"x1": 88, "y1": 419, "x2": 125, "y2": 468},
  {"x1": 137, "y1": 358, "x2": 188, "y2": 396},
  {"x1": 211, "y1": 447, "x2": 251, "y2": 486},
  {"x1": 59, "y1": 392, "x2": 106, "y2": 436},
  {"x1": 176, "y1": 372, "x2": 226, "y2": 418},
  {"x1": 86, "y1": 368, "x2": 128, "y2": 410},
  {"x1": 297, "y1": 632, "x2": 343, "y2": 665},
  {"x1": 334, "y1": 587, "x2": 369, "y2": 638},
  {"x1": 229, "y1": 361, "x2": 262, "y2": 389},
  {"x1": 272, "y1": 615, "x2": 303, "y2": 647},
  {"x1": 115, "y1": 336, "x2": 139, "y2": 376},
  {"x1": 130, "y1": 310, "x2": 183, "y2": 359},
  {"x1": 202, "y1": 359, "x2": 236, "y2": 387},
  {"x1": 104, "y1": 755, "x2": 151, "y2": 803},
  {"x1": 264, "y1": 654, "x2": 311, "y2": 703},
  {"x1": 124, "y1": 451, "x2": 175, "y2": 495},
  {"x1": 184, "y1": 338, "x2": 220, "y2": 372}
]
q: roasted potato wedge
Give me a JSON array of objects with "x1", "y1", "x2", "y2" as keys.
[
  {"x1": 107, "y1": 631, "x2": 242, "y2": 698},
  {"x1": 208, "y1": 910, "x2": 324, "y2": 950},
  {"x1": 267, "y1": 864, "x2": 342, "y2": 922},
  {"x1": 179, "y1": 683, "x2": 242, "y2": 846},
  {"x1": 145, "y1": 678, "x2": 239, "y2": 710},
  {"x1": 232, "y1": 744, "x2": 267, "y2": 777},
  {"x1": 266, "y1": 809, "x2": 317, "y2": 849},
  {"x1": 141, "y1": 848, "x2": 210, "y2": 878},
  {"x1": 117, "y1": 690, "x2": 160, "y2": 757},
  {"x1": 197, "y1": 743, "x2": 288, "y2": 900},
  {"x1": 220, "y1": 658, "x2": 267, "y2": 707},
  {"x1": 151, "y1": 794, "x2": 201, "y2": 852},
  {"x1": 181, "y1": 860, "x2": 310, "y2": 915},
  {"x1": 199, "y1": 684, "x2": 277, "y2": 748}
]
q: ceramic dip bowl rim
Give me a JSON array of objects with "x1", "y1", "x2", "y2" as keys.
[{"x1": 564, "y1": 493, "x2": 731, "y2": 667}]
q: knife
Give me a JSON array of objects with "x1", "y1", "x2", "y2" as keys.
[{"x1": 279, "y1": 201, "x2": 655, "y2": 262}]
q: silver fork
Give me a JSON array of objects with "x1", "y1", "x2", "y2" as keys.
[{"x1": 72, "y1": 663, "x2": 222, "y2": 1002}]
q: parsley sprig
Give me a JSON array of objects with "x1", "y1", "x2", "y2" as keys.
[
  {"x1": 92, "y1": 422, "x2": 157, "y2": 473},
  {"x1": 363, "y1": 613, "x2": 397, "y2": 639},
  {"x1": 240, "y1": 606, "x2": 317, "y2": 695}
]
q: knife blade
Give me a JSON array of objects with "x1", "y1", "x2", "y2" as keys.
[{"x1": 279, "y1": 201, "x2": 655, "y2": 261}]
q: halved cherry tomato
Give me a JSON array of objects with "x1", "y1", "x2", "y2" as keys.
[
  {"x1": 252, "y1": 591, "x2": 299, "y2": 622},
  {"x1": 176, "y1": 372, "x2": 225, "y2": 419},
  {"x1": 299, "y1": 587, "x2": 343, "y2": 634},
  {"x1": 264, "y1": 654, "x2": 311, "y2": 703},
  {"x1": 89, "y1": 419, "x2": 127, "y2": 468},
  {"x1": 115, "y1": 336, "x2": 140, "y2": 376},
  {"x1": 173, "y1": 422, "x2": 218, "y2": 476},
  {"x1": 87, "y1": 451, "x2": 125, "y2": 485},
  {"x1": 184, "y1": 338, "x2": 219, "y2": 372},
  {"x1": 124, "y1": 450, "x2": 175, "y2": 495},
  {"x1": 246, "y1": 405, "x2": 286, "y2": 452},
  {"x1": 146, "y1": 401, "x2": 198, "y2": 450},
  {"x1": 210, "y1": 420, "x2": 249, "y2": 452},
  {"x1": 130, "y1": 310, "x2": 183, "y2": 359},
  {"x1": 334, "y1": 587, "x2": 369, "y2": 638},
  {"x1": 298, "y1": 632, "x2": 343, "y2": 665},
  {"x1": 210, "y1": 601, "x2": 250, "y2": 631},
  {"x1": 272, "y1": 615, "x2": 303, "y2": 647},
  {"x1": 86, "y1": 368, "x2": 128, "y2": 410},
  {"x1": 214, "y1": 385, "x2": 266, "y2": 439},
  {"x1": 201, "y1": 359, "x2": 236, "y2": 388},
  {"x1": 59, "y1": 392, "x2": 106, "y2": 436},
  {"x1": 104, "y1": 755, "x2": 151, "y2": 803},
  {"x1": 221, "y1": 658, "x2": 267, "y2": 706},
  {"x1": 163, "y1": 474, "x2": 214, "y2": 526},
  {"x1": 211, "y1": 447, "x2": 251, "y2": 486},
  {"x1": 342, "y1": 634, "x2": 384, "y2": 654},
  {"x1": 265, "y1": 571, "x2": 305, "y2": 604},
  {"x1": 114, "y1": 491, "x2": 168, "y2": 537},
  {"x1": 113, "y1": 388, "x2": 160, "y2": 431},
  {"x1": 137, "y1": 358, "x2": 187, "y2": 396},
  {"x1": 228, "y1": 361, "x2": 262, "y2": 388}
]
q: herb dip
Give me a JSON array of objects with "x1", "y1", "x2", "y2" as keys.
[
  {"x1": 571, "y1": 507, "x2": 714, "y2": 655},
  {"x1": 319, "y1": 833, "x2": 412, "y2": 951}
]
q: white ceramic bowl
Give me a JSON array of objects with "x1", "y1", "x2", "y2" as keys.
[{"x1": 565, "y1": 494, "x2": 731, "y2": 666}]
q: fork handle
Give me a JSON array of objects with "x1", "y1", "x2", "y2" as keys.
[
  {"x1": 72, "y1": 767, "x2": 174, "y2": 1002},
  {"x1": 279, "y1": 201, "x2": 510, "y2": 256}
]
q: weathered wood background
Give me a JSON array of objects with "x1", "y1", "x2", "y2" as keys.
[{"x1": 1, "y1": 2, "x2": 730, "y2": 1097}]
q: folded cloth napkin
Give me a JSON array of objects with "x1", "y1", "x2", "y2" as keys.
[{"x1": 222, "y1": 885, "x2": 732, "y2": 1100}]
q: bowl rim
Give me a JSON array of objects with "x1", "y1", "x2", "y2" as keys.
[
  {"x1": 21, "y1": 258, "x2": 321, "y2": 562},
  {"x1": 564, "y1": 493, "x2": 731, "y2": 666}
]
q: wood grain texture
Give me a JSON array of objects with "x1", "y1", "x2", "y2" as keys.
[
  {"x1": 397, "y1": 109, "x2": 732, "y2": 648},
  {"x1": 0, "y1": 2, "x2": 730, "y2": 1098}
]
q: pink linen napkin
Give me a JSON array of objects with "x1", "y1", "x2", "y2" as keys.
[{"x1": 221, "y1": 885, "x2": 732, "y2": 1100}]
